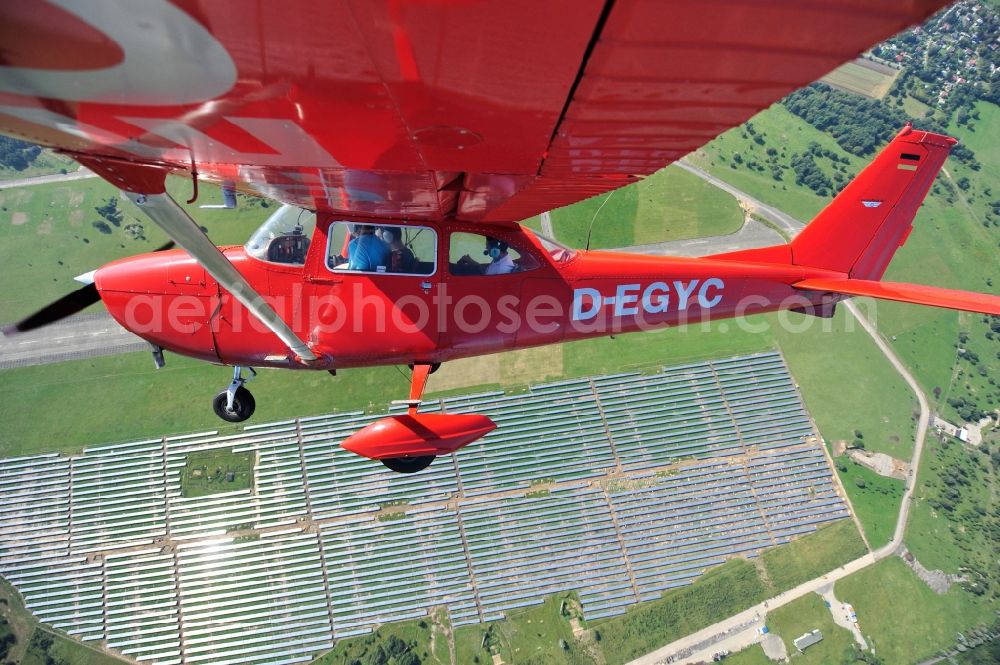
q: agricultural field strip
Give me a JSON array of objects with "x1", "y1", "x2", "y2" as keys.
[{"x1": 0, "y1": 352, "x2": 850, "y2": 664}]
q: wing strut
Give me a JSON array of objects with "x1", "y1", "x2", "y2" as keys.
[{"x1": 76, "y1": 156, "x2": 318, "y2": 363}]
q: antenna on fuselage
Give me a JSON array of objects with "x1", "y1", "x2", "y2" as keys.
[{"x1": 584, "y1": 189, "x2": 616, "y2": 251}]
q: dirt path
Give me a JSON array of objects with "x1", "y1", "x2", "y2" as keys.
[{"x1": 818, "y1": 584, "x2": 868, "y2": 649}]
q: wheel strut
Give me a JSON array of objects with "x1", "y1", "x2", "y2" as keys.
[
  {"x1": 212, "y1": 366, "x2": 257, "y2": 423},
  {"x1": 226, "y1": 365, "x2": 256, "y2": 411}
]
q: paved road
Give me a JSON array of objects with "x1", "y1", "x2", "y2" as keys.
[
  {"x1": 540, "y1": 210, "x2": 555, "y2": 238},
  {"x1": 0, "y1": 167, "x2": 96, "y2": 190},
  {"x1": 819, "y1": 582, "x2": 868, "y2": 650},
  {"x1": 615, "y1": 217, "x2": 784, "y2": 258},
  {"x1": 0, "y1": 312, "x2": 148, "y2": 369}
]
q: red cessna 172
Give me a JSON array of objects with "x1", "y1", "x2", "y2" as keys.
[{"x1": 1, "y1": 0, "x2": 998, "y2": 473}]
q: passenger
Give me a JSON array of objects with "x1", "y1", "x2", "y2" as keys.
[
  {"x1": 382, "y1": 227, "x2": 417, "y2": 273},
  {"x1": 458, "y1": 237, "x2": 515, "y2": 275},
  {"x1": 347, "y1": 224, "x2": 390, "y2": 272}
]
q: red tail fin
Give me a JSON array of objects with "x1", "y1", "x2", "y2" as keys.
[
  {"x1": 711, "y1": 126, "x2": 1000, "y2": 316},
  {"x1": 790, "y1": 124, "x2": 955, "y2": 279}
]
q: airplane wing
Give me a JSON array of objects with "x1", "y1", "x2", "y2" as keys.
[{"x1": 0, "y1": 0, "x2": 949, "y2": 222}]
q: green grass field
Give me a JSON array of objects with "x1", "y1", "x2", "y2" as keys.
[
  {"x1": 595, "y1": 559, "x2": 771, "y2": 665},
  {"x1": 766, "y1": 593, "x2": 857, "y2": 663},
  {"x1": 546, "y1": 165, "x2": 744, "y2": 249},
  {"x1": 0, "y1": 175, "x2": 273, "y2": 324},
  {"x1": 905, "y1": 432, "x2": 996, "y2": 578},
  {"x1": 835, "y1": 557, "x2": 994, "y2": 664},
  {"x1": 179, "y1": 447, "x2": 254, "y2": 498},
  {"x1": 314, "y1": 613, "x2": 447, "y2": 665},
  {"x1": 760, "y1": 520, "x2": 868, "y2": 592},
  {"x1": 902, "y1": 95, "x2": 933, "y2": 120},
  {"x1": 721, "y1": 644, "x2": 772, "y2": 664},
  {"x1": 0, "y1": 352, "x2": 416, "y2": 455},
  {"x1": 1, "y1": 577, "x2": 129, "y2": 665},
  {"x1": 775, "y1": 306, "x2": 917, "y2": 460},
  {"x1": 686, "y1": 103, "x2": 869, "y2": 222},
  {"x1": 21, "y1": 629, "x2": 127, "y2": 665},
  {"x1": 833, "y1": 457, "x2": 904, "y2": 549},
  {"x1": 819, "y1": 59, "x2": 900, "y2": 100},
  {"x1": 491, "y1": 593, "x2": 596, "y2": 665}
]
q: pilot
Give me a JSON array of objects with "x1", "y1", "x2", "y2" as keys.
[
  {"x1": 347, "y1": 224, "x2": 390, "y2": 272},
  {"x1": 381, "y1": 227, "x2": 417, "y2": 273},
  {"x1": 459, "y1": 237, "x2": 515, "y2": 275}
]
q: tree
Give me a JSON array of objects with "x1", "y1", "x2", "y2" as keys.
[{"x1": 0, "y1": 135, "x2": 42, "y2": 171}]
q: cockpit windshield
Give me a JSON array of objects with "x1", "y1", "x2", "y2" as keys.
[
  {"x1": 529, "y1": 230, "x2": 578, "y2": 264},
  {"x1": 245, "y1": 205, "x2": 316, "y2": 265}
]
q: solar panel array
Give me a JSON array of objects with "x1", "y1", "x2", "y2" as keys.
[{"x1": 0, "y1": 352, "x2": 851, "y2": 664}]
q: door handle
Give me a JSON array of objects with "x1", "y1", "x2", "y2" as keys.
[{"x1": 420, "y1": 281, "x2": 433, "y2": 292}]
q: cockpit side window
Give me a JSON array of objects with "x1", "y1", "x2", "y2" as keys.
[
  {"x1": 326, "y1": 222, "x2": 437, "y2": 276},
  {"x1": 449, "y1": 232, "x2": 540, "y2": 276},
  {"x1": 244, "y1": 205, "x2": 316, "y2": 266}
]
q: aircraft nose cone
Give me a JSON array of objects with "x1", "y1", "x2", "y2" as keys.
[{"x1": 95, "y1": 250, "x2": 219, "y2": 363}]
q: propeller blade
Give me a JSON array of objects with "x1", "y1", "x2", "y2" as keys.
[
  {"x1": 2, "y1": 283, "x2": 100, "y2": 335},
  {"x1": 1, "y1": 241, "x2": 174, "y2": 336}
]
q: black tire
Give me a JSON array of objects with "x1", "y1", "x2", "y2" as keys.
[
  {"x1": 212, "y1": 387, "x2": 256, "y2": 423},
  {"x1": 381, "y1": 455, "x2": 435, "y2": 474},
  {"x1": 407, "y1": 363, "x2": 441, "y2": 374}
]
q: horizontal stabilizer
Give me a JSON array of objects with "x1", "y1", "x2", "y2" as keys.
[{"x1": 793, "y1": 278, "x2": 1000, "y2": 316}]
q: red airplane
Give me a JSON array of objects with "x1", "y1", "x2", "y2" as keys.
[{"x1": 1, "y1": 0, "x2": 997, "y2": 473}]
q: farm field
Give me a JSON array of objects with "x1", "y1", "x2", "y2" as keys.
[{"x1": 819, "y1": 58, "x2": 900, "y2": 99}]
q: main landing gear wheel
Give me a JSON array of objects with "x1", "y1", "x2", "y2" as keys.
[
  {"x1": 212, "y1": 365, "x2": 257, "y2": 423},
  {"x1": 213, "y1": 386, "x2": 255, "y2": 422},
  {"x1": 408, "y1": 362, "x2": 441, "y2": 374},
  {"x1": 381, "y1": 455, "x2": 435, "y2": 474}
]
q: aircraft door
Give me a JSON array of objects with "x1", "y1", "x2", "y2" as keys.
[
  {"x1": 306, "y1": 221, "x2": 441, "y2": 365},
  {"x1": 441, "y1": 230, "x2": 543, "y2": 356}
]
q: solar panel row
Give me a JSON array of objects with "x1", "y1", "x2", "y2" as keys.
[{"x1": 0, "y1": 352, "x2": 850, "y2": 665}]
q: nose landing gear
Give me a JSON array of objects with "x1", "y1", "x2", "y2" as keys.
[{"x1": 212, "y1": 366, "x2": 257, "y2": 423}]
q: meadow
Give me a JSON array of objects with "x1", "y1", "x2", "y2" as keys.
[
  {"x1": 835, "y1": 558, "x2": 995, "y2": 664},
  {"x1": 766, "y1": 593, "x2": 856, "y2": 664}
]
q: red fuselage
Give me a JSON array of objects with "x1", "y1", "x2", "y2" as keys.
[{"x1": 94, "y1": 218, "x2": 840, "y2": 370}]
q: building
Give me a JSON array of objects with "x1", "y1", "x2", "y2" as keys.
[{"x1": 793, "y1": 629, "x2": 824, "y2": 652}]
